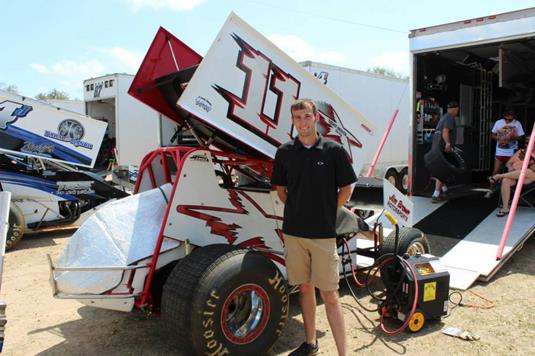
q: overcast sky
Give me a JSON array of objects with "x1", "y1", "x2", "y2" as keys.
[{"x1": 2, "y1": 0, "x2": 534, "y2": 99}]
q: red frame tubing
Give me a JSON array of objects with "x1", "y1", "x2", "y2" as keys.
[
  {"x1": 342, "y1": 238, "x2": 367, "y2": 287},
  {"x1": 133, "y1": 146, "x2": 273, "y2": 309}
]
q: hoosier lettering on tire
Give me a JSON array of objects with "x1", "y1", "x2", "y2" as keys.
[
  {"x1": 162, "y1": 244, "x2": 289, "y2": 355},
  {"x1": 6, "y1": 202, "x2": 25, "y2": 251}
]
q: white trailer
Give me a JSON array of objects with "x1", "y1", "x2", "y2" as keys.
[
  {"x1": 83, "y1": 74, "x2": 180, "y2": 183},
  {"x1": 407, "y1": 7, "x2": 535, "y2": 288},
  {"x1": 301, "y1": 61, "x2": 409, "y2": 192}
]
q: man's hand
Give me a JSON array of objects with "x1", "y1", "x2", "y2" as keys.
[
  {"x1": 444, "y1": 142, "x2": 452, "y2": 153},
  {"x1": 337, "y1": 185, "x2": 352, "y2": 208},
  {"x1": 275, "y1": 185, "x2": 287, "y2": 204}
]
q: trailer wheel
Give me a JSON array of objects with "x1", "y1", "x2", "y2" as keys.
[
  {"x1": 399, "y1": 167, "x2": 409, "y2": 194},
  {"x1": 385, "y1": 169, "x2": 399, "y2": 189},
  {"x1": 381, "y1": 227, "x2": 430, "y2": 256},
  {"x1": 162, "y1": 244, "x2": 289, "y2": 355},
  {"x1": 6, "y1": 203, "x2": 25, "y2": 251}
]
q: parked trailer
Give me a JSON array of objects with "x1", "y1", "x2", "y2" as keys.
[
  {"x1": 302, "y1": 61, "x2": 410, "y2": 193},
  {"x1": 407, "y1": 7, "x2": 535, "y2": 288},
  {"x1": 83, "y1": 74, "x2": 181, "y2": 187},
  {"x1": 49, "y1": 13, "x2": 428, "y2": 355}
]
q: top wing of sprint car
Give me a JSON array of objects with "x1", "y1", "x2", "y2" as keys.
[{"x1": 129, "y1": 13, "x2": 377, "y2": 177}]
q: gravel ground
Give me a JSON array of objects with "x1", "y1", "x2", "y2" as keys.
[{"x1": 1, "y1": 231, "x2": 534, "y2": 355}]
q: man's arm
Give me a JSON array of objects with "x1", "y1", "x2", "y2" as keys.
[
  {"x1": 442, "y1": 127, "x2": 452, "y2": 152},
  {"x1": 337, "y1": 185, "x2": 352, "y2": 208},
  {"x1": 275, "y1": 185, "x2": 287, "y2": 204}
]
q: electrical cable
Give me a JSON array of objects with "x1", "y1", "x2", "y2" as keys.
[
  {"x1": 379, "y1": 256, "x2": 420, "y2": 335},
  {"x1": 464, "y1": 290, "x2": 496, "y2": 309},
  {"x1": 247, "y1": 1, "x2": 407, "y2": 34},
  {"x1": 342, "y1": 237, "x2": 420, "y2": 334},
  {"x1": 341, "y1": 238, "x2": 379, "y2": 313}
]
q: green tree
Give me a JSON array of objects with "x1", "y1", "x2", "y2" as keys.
[
  {"x1": 367, "y1": 66, "x2": 408, "y2": 80},
  {"x1": 35, "y1": 89, "x2": 70, "y2": 100},
  {"x1": 0, "y1": 83, "x2": 19, "y2": 94}
]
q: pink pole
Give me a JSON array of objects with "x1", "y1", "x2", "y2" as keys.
[
  {"x1": 496, "y1": 134, "x2": 535, "y2": 260},
  {"x1": 366, "y1": 109, "x2": 399, "y2": 177}
]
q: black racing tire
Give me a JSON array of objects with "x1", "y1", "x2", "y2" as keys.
[
  {"x1": 424, "y1": 146, "x2": 466, "y2": 183},
  {"x1": 381, "y1": 227, "x2": 430, "y2": 256},
  {"x1": 162, "y1": 244, "x2": 289, "y2": 355},
  {"x1": 399, "y1": 167, "x2": 409, "y2": 195},
  {"x1": 6, "y1": 202, "x2": 25, "y2": 251},
  {"x1": 385, "y1": 168, "x2": 399, "y2": 189}
]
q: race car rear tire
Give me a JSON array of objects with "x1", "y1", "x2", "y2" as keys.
[
  {"x1": 6, "y1": 203, "x2": 25, "y2": 251},
  {"x1": 381, "y1": 227, "x2": 430, "y2": 256},
  {"x1": 162, "y1": 244, "x2": 289, "y2": 355}
]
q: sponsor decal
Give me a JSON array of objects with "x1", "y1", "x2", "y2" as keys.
[
  {"x1": 85, "y1": 79, "x2": 114, "y2": 98},
  {"x1": 57, "y1": 181, "x2": 95, "y2": 195},
  {"x1": 94, "y1": 82, "x2": 104, "y2": 98},
  {"x1": 386, "y1": 193, "x2": 411, "y2": 223},
  {"x1": 44, "y1": 119, "x2": 94, "y2": 149},
  {"x1": 0, "y1": 100, "x2": 33, "y2": 130},
  {"x1": 20, "y1": 141, "x2": 54, "y2": 156},
  {"x1": 189, "y1": 154, "x2": 209, "y2": 162},
  {"x1": 314, "y1": 71, "x2": 329, "y2": 84},
  {"x1": 195, "y1": 96, "x2": 213, "y2": 112}
]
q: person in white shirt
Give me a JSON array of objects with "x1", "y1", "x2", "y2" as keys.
[{"x1": 485, "y1": 110, "x2": 524, "y2": 198}]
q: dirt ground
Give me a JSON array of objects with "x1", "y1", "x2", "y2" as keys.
[{"x1": 1, "y1": 231, "x2": 534, "y2": 355}]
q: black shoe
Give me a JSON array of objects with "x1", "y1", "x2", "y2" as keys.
[
  {"x1": 289, "y1": 341, "x2": 319, "y2": 356},
  {"x1": 441, "y1": 191, "x2": 449, "y2": 198},
  {"x1": 431, "y1": 195, "x2": 443, "y2": 204}
]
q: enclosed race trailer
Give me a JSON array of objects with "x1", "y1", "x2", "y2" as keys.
[
  {"x1": 302, "y1": 61, "x2": 410, "y2": 192},
  {"x1": 83, "y1": 74, "x2": 180, "y2": 184},
  {"x1": 408, "y1": 8, "x2": 535, "y2": 288}
]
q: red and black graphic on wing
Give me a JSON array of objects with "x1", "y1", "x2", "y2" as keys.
[
  {"x1": 212, "y1": 33, "x2": 300, "y2": 148},
  {"x1": 315, "y1": 101, "x2": 362, "y2": 163}
]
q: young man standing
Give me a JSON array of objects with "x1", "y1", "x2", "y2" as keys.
[
  {"x1": 485, "y1": 109, "x2": 524, "y2": 198},
  {"x1": 431, "y1": 101, "x2": 460, "y2": 203},
  {"x1": 271, "y1": 99, "x2": 356, "y2": 356}
]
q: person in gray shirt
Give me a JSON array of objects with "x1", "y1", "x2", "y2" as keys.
[{"x1": 431, "y1": 101, "x2": 459, "y2": 203}]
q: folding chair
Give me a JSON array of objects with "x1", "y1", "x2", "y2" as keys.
[
  {"x1": 498, "y1": 180, "x2": 535, "y2": 208},
  {"x1": 519, "y1": 181, "x2": 535, "y2": 207}
]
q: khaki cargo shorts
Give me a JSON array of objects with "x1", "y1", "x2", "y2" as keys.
[{"x1": 283, "y1": 233, "x2": 340, "y2": 291}]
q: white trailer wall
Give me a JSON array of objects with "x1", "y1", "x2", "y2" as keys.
[
  {"x1": 301, "y1": 61, "x2": 409, "y2": 175},
  {"x1": 84, "y1": 74, "x2": 162, "y2": 167}
]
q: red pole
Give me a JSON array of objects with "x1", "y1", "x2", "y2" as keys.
[
  {"x1": 366, "y1": 109, "x2": 399, "y2": 177},
  {"x1": 496, "y1": 134, "x2": 535, "y2": 260}
]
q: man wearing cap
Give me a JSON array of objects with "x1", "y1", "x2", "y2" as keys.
[
  {"x1": 485, "y1": 109, "x2": 525, "y2": 198},
  {"x1": 431, "y1": 101, "x2": 460, "y2": 203}
]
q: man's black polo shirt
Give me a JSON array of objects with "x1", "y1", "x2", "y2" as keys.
[{"x1": 271, "y1": 136, "x2": 357, "y2": 238}]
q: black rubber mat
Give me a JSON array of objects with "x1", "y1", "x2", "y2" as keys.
[{"x1": 414, "y1": 193, "x2": 497, "y2": 239}]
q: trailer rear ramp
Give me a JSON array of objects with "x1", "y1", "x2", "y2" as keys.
[{"x1": 410, "y1": 195, "x2": 535, "y2": 289}]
